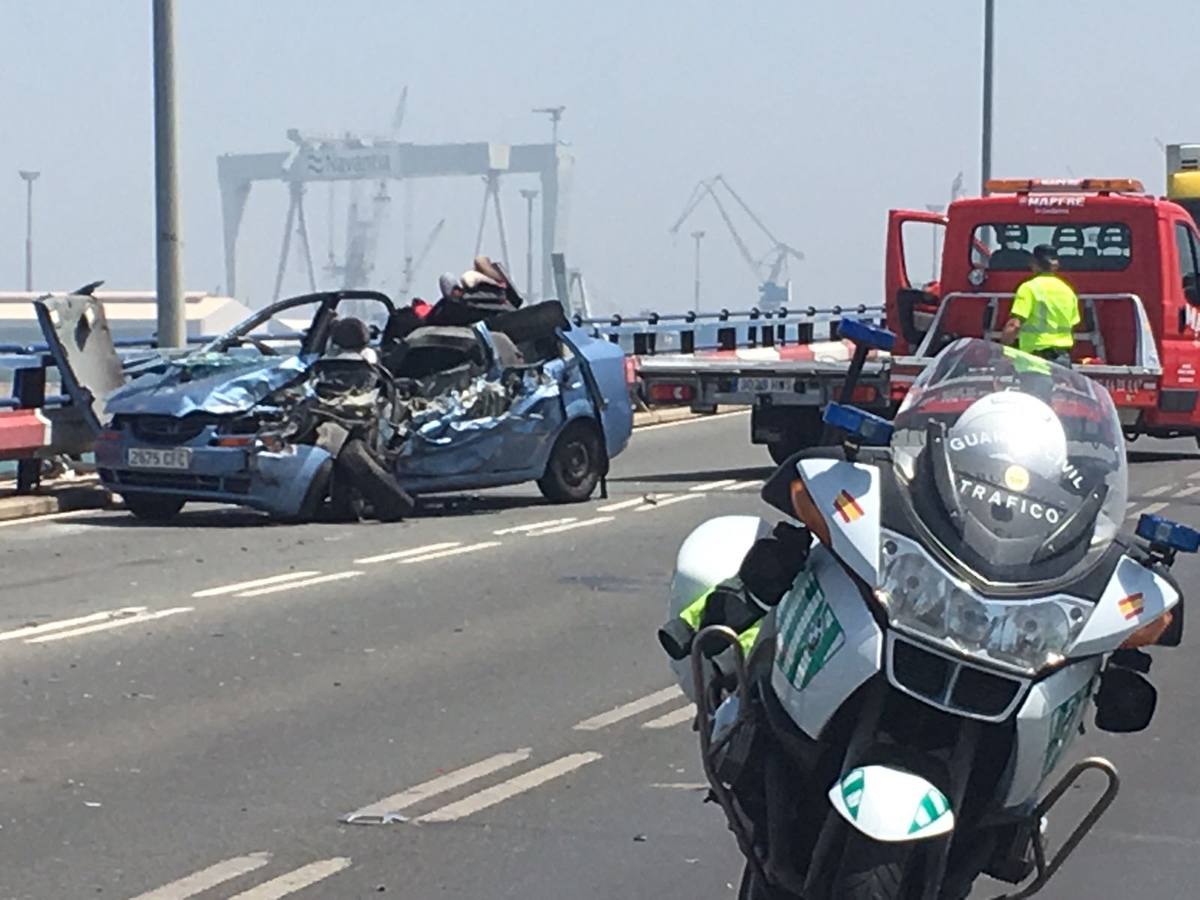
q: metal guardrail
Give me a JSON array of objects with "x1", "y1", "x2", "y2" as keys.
[{"x1": 572, "y1": 304, "x2": 885, "y2": 355}]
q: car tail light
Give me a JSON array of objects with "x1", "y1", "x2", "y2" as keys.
[
  {"x1": 215, "y1": 435, "x2": 254, "y2": 447},
  {"x1": 850, "y1": 385, "x2": 878, "y2": 403},
  {"x1": 648, "y1": 383, "x2": 695, "y2": 403}
]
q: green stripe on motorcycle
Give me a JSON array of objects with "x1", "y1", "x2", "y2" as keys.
[
  {"x1": 841, "y1": 768, "x2": 865, "y2": 819},
  {"x1": 908, "y1": 788, "x2": 950, "y2": 834}
]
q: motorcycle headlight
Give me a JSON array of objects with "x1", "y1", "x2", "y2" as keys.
[{"x1": 877, "y1": 532, "x2": 1090, "y2": 674}]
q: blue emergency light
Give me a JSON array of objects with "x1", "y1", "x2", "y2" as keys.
[
  {"x1": 823, "y1": 402, "x2": 894, "y2": 445},
  {"x1": 1136, "y1": 513, "x2": 1200, "y2": 553},
  {"x1": 837, "y1": 318, "x2": 896, "y2": 353}
]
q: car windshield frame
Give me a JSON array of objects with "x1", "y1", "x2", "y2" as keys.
[{"x1": 891, "y1": 338, "x2": 1127, "y2": 594}]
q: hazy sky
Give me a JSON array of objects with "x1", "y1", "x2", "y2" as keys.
[{"x1": 1, "y1": 1, "x2": 1196, "y2": 316}]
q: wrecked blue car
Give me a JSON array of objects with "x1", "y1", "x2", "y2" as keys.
[{"x1": 36, "y1": 289, "x2": 632, "y2": 522}]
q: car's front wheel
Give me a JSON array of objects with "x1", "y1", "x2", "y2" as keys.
[
  {"x1": 537, "y1": 419, "x2": 605, "y2": 503},
  {"x1": 123, "y1": 493, "x2": 186, "y2": 521}
]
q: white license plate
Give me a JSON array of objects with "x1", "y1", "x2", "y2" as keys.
[
  {"x1": 736, "y1": 377, "x2": 795, "y2": 394},
  {"x1": 126, "y1": 447, "x2": 193, "y2": 470}
]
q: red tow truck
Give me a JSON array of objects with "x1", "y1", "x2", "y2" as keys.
[{"x1": 638, "y1": 162, "x2": 1200, "y2": 458}]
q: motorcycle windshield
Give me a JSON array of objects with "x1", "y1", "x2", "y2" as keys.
[{"x1": 890, "y1": 339, "x2": 1127, "y2": 590}]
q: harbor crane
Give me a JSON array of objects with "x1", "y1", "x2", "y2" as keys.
[{"x1": 669, "y1": 175, "x2": 804, "y2": 309}]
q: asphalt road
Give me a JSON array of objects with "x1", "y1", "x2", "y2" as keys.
[{"x1": 1, "y1": 411, "x2": 1199, "y2": 899}]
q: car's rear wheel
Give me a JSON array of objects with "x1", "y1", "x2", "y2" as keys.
[
  {"x1": 538, "y1": 419, "x2": 604, "y2": 503},
  {"x1": 123, "y1": 493, "x2": 186, "y2": 521}
]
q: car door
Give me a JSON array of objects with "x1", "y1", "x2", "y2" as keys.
[{"x1": 34, "y1": 293, "x2": 127, "y2": 433}]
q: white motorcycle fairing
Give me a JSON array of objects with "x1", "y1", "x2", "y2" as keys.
[
  {"x1": 770, "y1": 545, "x2": 883, "y2": 740},
  {"x1": 828, "y1": 765, "x2": 955, "y2": 842},
  {"x1": 668, "y1": 514, "x2": 773, "y2": 701},
  {"x1": 795, "y1": 457, "x2": 881, "y2": 586},
  {"x1": 1069, "y1": 554, "x2": 1180, "y2": 657}
]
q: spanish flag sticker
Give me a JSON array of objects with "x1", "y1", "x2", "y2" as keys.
[
  {"x1": 833, "y1": 489, "x2": 865, "y2": 524},
  {"x1": 1118, "y1": 593, "x2": 1144, "y2": 621}
]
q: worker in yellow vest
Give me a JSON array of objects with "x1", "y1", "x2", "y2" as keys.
[{"x1": 1001, "y1": 244, "x2": 1080, "y2": 367}]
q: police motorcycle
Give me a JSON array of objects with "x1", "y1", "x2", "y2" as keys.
[{"x1": 660, "y1": 324, "x2": 1193, "y2": 899}]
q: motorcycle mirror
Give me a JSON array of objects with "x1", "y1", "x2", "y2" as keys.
[{"x1": 1094, "y1": 666, "x2": 1157, "y2": 733}]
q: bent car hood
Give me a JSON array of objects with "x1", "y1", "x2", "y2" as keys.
[{"x1": 105, "y1": 353, "x2": 311, "y2": 418}]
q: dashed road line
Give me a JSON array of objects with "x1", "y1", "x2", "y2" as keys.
[
  {"x1": 723, "y1": 479, "x2": 762, "y2": 491},
  {"x1": 650, "y1": 782, "x2": 709, "y2": 790},
  {"x1": 1177, "y1": 485, "x2": 1200, "y2": 498},
  {"x1": 128, "y1": 852, "x2": 273, "y2": 899},
  {"x1": 525, "y1": 516, "x2": 615, "y2": 537},
  {"x1": 1143, "y1": 485, "x2": 1172, "y2": 498},
  {"x1": 356, "y1": 542, "x2": 460, "y2": 564},
  {"x1": 414, "y1": 752, "x2": 603, "y2": 824},
  {"x1": 1128, "y1": 502, "x2": 1170, "y2": 520},
  {"x1": 690, "y1": 479, "x2": 737, "y2": 492},
  {"x1": 494, "y1": 518, "x2": 576, "y2": 535},
  {"x1": 227, "y1": 857, "x2": 351, "y2": 899},
  {"x1": 399, "y1": 541, "x2": 502, "y2": 564},
  {"x1": 25, "y1": 607, "x2": 192, "y2": 644},
  {"x1": 596, "y1": 497, "x2": 649, "y2": 513},
  {"x1": 193, "y1": 572, "x2": 320, "y2": 598},
  {"x1": 635, "y1": 493, "x2": 704, "y2": 512},
  {"x1": 574, "y1": 685, "x2": 684, "y2": 731},
  {"x1": 0, "y1": 607, "x2": 147, "y2": 643},
  {"x1": 236, "y1": 571, "x2": 363, "y2": 598},
  {"x1": 344, "y1": 748, "x2": 533, "y2": 824},
  {"x1": 642, "y1": 704, "x2": 696, "y2": 730}
]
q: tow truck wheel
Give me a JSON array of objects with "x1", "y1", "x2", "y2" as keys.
[
  {"x1": 538, "y1": 419, "x2": 604, "y2": 503},
  {"x1": 123, "y1": 493, "x2": 186, "y2": 521}
]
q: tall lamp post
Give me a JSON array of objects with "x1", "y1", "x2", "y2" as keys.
[
  {"x1": 18, "y1": 170, "x2": 39, "y2": 292},
  {"x1": 519, "y1": 188, "x2": 539, "y2": 300},
  {"x1": 981, "y1": 0, "x2": 995, "y2": 194},
  {"x1": 152, "y1": 0, "x2": 185, "y2": 347},
  {"x1": 691, "y1": 230, "x2": 706, "y2": 312}
]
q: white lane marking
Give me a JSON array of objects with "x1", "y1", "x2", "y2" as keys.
[
  {"x1": 128, "y1": 852, "x2": 273, "y2": 899},
  {"x1": 415, "y1": 752, "x2": 602, "y2": 824},
  {"x1": 494, "y1": 518, "x2": 576, "y2": 535},
  {"x1": 636, "y1": 409, "x2": 749, "y2": 432},
  {"x1": 689, "y1": 479, "x2": 737, "y2": 492},
  {"x1": 0, "y1": 510, "x2": 100, "y2": 528},
  {"x1": 635, "y1": 493, "x2": 704, "y2": 512},
  {"x1": 344, "y1": 749, "x2": 533, "y2": 822},
  {"x1": 574, "y1": 685, "x2": 684, "y2": 731},
  {"x1": 1190, "y1": 470, "x2": 1200, "y2": 481},
  {"x1": 1143, "y1": 485, "x2": 1172, "y2": 497},
  {"x1": 525, "y1": 516, "x2": 615, "y2": 537},
  {"x1": 642, "y1": 704, "x2": 696, "y2": 730},
  {"x1": 723, "y1": 479, "x2": 763, "y2": 492},
  {"x1": 193, "y1": 572, "x2": 320, "y2": 598},
  {"x1": 1177, "y1": 485, "x2": 1200, "y2": 498},
  {"x1": 1127, "y1": 502, "x2": 1169, "y2": 520},
  {"x1": 596, "y1": 497, "x2": 647, "y2": 513},
  {"x1": 650, "y1": 782, "x2": 710, "y2": 790},
  {"x1": 355, "y1": 542, "x2": 460, "y2": 564},
  {"x1": 227, "y1": 857, "x2": 352, "y2": 899},
  {"x1": 25, "y1": 607, "x2": 193, "y2": 644},
  {"x1": 236, "y1": 571, "x2": 363, "y2": 598},
  {"x1": 399, "y1": 541, "x2": 502, "y2": 565},
  {"x1": 0, "y1": 607, "x2": 147, "y2": 643}
]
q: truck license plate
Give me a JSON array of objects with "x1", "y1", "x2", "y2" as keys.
[
  {"x1": 736, "y1": 377, "x2": 795, "y2": 393},
  {"x1": 126, "y1": 447, "x2": 193, "y2": 470}
]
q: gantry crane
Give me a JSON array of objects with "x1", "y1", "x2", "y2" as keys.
[{"x1": 669, "y1": 175, "x2": 804, "y2": 308}]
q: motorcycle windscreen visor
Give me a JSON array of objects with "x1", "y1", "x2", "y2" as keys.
[{"x1": 891, "y1": 339, "x2": 1126, "y2": 589}]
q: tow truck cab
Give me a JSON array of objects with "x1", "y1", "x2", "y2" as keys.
[{"x1": 885, "y1": 173, "x2": 1200, "y2": 440}]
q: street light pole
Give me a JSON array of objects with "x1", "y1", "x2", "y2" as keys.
[
  {"x1": 691, "y1": 230, "x2": 706, "y2": 312},
  {"x1": 519, "y1": 188, "x2": 539, "y2": 300},
  {"x1": 981, "y1": 0, "x2": 995, "y2": 194},
  {"x1": 18, "y1": 170, "x2": 39, "y2": 292},
  {"x1": 152, "y1": 0, "x2": 185, "y2": 348}
]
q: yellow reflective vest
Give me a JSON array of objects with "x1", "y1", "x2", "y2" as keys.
[{"x1": 1010, "y1": 274, "x2": 1080, "y2": 354}]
